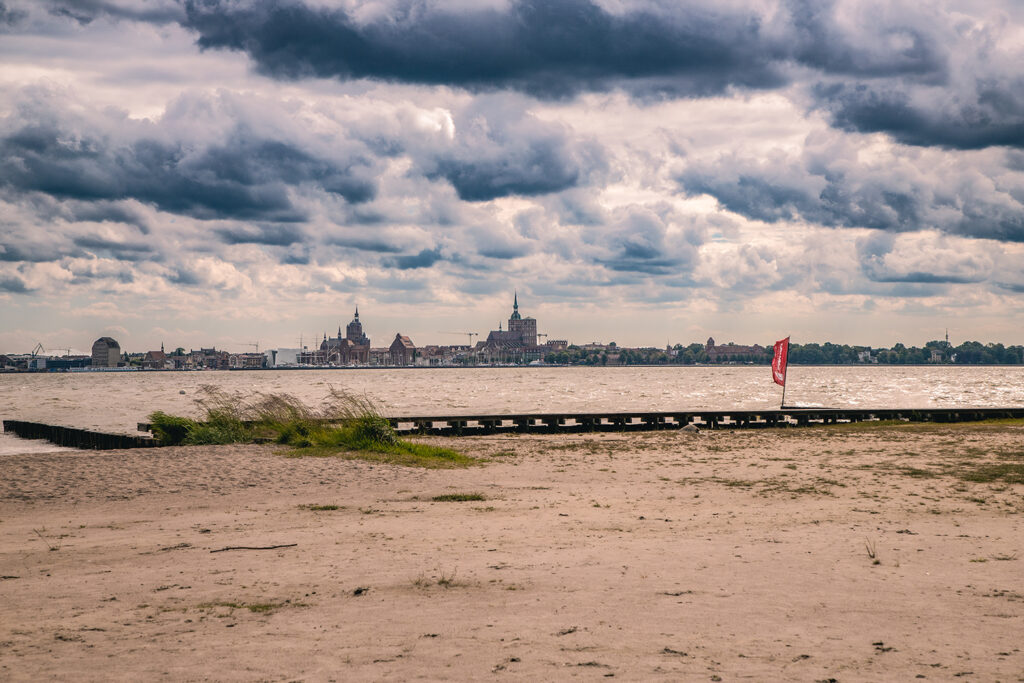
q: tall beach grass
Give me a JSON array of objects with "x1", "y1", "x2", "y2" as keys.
[{"x1": 149, "y1": 385, "x2": 473, "y2": 467}]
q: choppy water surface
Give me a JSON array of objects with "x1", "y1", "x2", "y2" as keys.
[{"x1": 1, "y1": 365, "x2": 1022, "y2": 450}]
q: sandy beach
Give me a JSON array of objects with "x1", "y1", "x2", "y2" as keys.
[{"x1": 1, "y1": 423, "x2": 1022, "y2": 681}]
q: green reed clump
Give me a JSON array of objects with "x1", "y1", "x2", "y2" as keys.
[
  {"x1": 148, "y1": 411, "x2": 197, "y2": 446},
  {"x1": 147, "y1": 386, "x2": 472, "y2": 467}
]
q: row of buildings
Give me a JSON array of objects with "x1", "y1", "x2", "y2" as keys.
[
  {"x1": 6, "y1": 295, "x2": 817, "y2": 371},
  {"x1": 0, "y1": 296, "x2": 566, "y2": 372},
  {"x1": 289, "y1": 295, "x2": 567, "y2": 367}
]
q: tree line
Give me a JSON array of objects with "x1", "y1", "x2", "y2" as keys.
[{"x1": 544, "y1": 340, "x2": 1024, "y2": 366}]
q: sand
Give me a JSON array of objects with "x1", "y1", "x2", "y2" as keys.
[{"x1": 1, "y1": 423, "x2": 1023, "y2": 681}]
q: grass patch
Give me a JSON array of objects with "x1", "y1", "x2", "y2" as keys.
[
  {"x1": 149, "y1": 386, "x2": 476, "y2": 468},
  {"x1": 300, "y1": 504, "x2": 342, "y2": 511},
  {"x1": 816, "y1": 417, "x2": 1024, "y2": 434},
  {"x1": 196, "y1": 600, "x2": 295, "y2": 614},
  {"x1": 956, "y1": 462, "x2": 1024, "y2": 484},
  {"x1": 896, "y1": 466, "x2": 938, "y2": 479},
  {"x1": 288, "y1": 441, "x2": 476, "y2": 468},
  {"x1": 432, "y1": 493, "x2": 485, "y2": 502}
]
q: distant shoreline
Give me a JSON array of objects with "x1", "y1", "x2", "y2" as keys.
[{"x1": 6, "y1": 363, "x2": 1024, "y2": 375}]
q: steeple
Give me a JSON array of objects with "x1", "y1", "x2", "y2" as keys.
[
  {"x1": 354, "y1": 305, "x2": 359, "y2": 320},
  {"x1": 510, "y1": 291, "x2": 521, "y2": 321}
]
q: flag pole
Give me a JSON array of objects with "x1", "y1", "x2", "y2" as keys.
[
  {"x1": 780, "y1": 359, "x2": 787, "y2": 409},
  {"x1": 772, "y1": 335, "x2": 790, "y2": 410},
  {"x1": 781, "y1": 337, "x2": 790, "y2": 408}
]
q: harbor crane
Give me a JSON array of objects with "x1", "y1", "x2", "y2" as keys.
[
  {"x1": 30, "y1": 342, "x2": 44, "y2": 357},
  {"x1": 440, "y1": 331, "x2": 479, "y2": 347},
  {"x1": 245, "y1": 342, "x2": 260, "y2": 353}
]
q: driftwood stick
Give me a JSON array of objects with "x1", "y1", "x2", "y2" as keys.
[{"x1": 210, "y1": 544, "x2": 298, "y2": 553}]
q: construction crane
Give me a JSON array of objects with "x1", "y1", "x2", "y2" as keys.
[
  {"x1": 537, "y1": 333, "x2": 549, "y2": 341},
  {"x1": 245, "y1": 342, "x2": 260, "y2": 353},
  {"x1": 439, "y1": 331, "x2": 479, "y2": 346}
]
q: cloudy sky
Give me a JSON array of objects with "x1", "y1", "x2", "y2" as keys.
[{"x1": 2, "y1": 0, "x2": 1023, "y2": 353}]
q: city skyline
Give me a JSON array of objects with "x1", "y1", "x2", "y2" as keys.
[
  {"x1": 2, "y1": 1, "x2": 1023, "y2": 352},
  {"x1": 0, "y1": 293, "x2": 991, "y2": 358}
]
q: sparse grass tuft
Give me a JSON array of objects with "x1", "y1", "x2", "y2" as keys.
[
  {"x1": 412, "y1": 568, "x2": 466, "y2": 589},
  {"x1": 196, "y1": 600, "x2": 297, "y2": 614},
  {"x1": 300, "y1": 504, "x2": 341, "y2": 511},
  {"x1": 432, "y1": 493, "x2": 485, "y2": 502}
]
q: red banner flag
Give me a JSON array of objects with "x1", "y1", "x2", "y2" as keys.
[{"x1": 772, "y1": 337, "x2": 789, "y2": 386}]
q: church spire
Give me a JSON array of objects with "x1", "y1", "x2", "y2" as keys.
[
  {"x1": 510, "y1": 291, "x2": 521, "y2": 321},
  {"x1": 354, "y1": 305, "x2": 359, "y2": 320}
]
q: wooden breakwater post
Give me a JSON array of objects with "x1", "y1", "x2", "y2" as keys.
[{"x1": 3, "y1": 420, "x2": 160, "y2": 450}]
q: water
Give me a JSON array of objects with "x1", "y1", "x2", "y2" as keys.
[{"x1": 1, "y1": 366, "x2": 1022, "y2": 454}]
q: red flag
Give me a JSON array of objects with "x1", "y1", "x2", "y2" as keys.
[{"x1": 772, "y1": 337, "x2": 789, "y2": 386}]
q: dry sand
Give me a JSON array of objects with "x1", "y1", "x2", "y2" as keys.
[{"x1": 1, "y1": 423, "x2": 1023, "y2": 681}]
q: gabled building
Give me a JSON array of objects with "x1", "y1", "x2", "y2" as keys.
[
  {"x1": 91, "y1": 337, "x2": 121, "y2": 368},
  {"x1": 142, "y1": 347, "x2": 169, "y2": 369},
  {"x1": 389, "y1": 334, "x2": 416, "y2": 366}
]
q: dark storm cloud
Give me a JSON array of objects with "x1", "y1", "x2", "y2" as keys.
[
  {"x1": 0, "y1": 121, "x2": 376, "y2": 222},
  {"x1": 389, "y1": 247, "x2": 443, "y2": 270},
  {"x1": 0, "y1": 275, "x2": 31, "y2": 292},
  {"x1": 0, "y1": 238, "x2": 66, "y2": 263},
  {"x1": 820, "y1": 82, "x2": 1024, "y2": 150},
  {"x1": 433, "y1": 144, "x2": 579, "y2": 202},
  {"x1": 67, "y1": 202, "x2": 149, "y2": 231},
  {"x1": 175, "y1": 0, "x2": 1024, "y2": 152},
  {"x1": 0, "y1": 1, "x2": 27, "y2": 26},
  {"x1": 29, "y1": 0, "x2": 1022, "y2": 156},
  {"x1": 422, "y1": 97, "x2": 601, "y2": 201},
  {"x1": 782, "y1": 0, "x2": 946, "y2": 79},
  {"x1": 214, "y1": 223, "x2": 306, "y2": 246},
  {"x1": 181, "y1": 0, "x2": 788, "y2": 98},
  {"x1": 679, "y1": 148, "x2": 1024, "y2": 242}
]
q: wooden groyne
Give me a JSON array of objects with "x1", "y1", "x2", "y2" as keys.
[
  {"x1": 385, "y1": 407, "x2": 1024, "y2": 436},
  {"x1": 135, "y1": 407, "x2": 1023, "y2": 436},
  {"x1": 8, "y1": 407, "x2": 1024, "y2": 450},
  {"x1": 3, "y1": 420, "x2": 159, "y2": 450}
]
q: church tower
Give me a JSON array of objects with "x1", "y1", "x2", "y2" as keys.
[
  {"x1": 507, "y1": 291, "x2": 537, "y2": 346},
  {"x1": 345, "y1": 306, "x2": 370, "y2": 346}
]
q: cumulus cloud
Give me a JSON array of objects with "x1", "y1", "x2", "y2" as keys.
[
  {"x1": 177, "y1": 0, "x2": 787, "y2": 98},
  {"x1": 679, "y1": 131, "x2": 1024, "y2": 241},
  {"x1": 0, "y1": 93, "x2": 379, "y2": 222},
  {"x1": 425, "y1": 97, "x2": 599, "y2": 201},
  {"x1": 856, "y1": 231, "x2": 994, "y2": 284}
]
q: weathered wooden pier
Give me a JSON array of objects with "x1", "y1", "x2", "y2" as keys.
[
  {"x1": 384, "y1": 407, "x2": 1024, "y2": 436},
  {"x1": 5, "y1": 406, "x2": 1024, "y2": 450}
]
